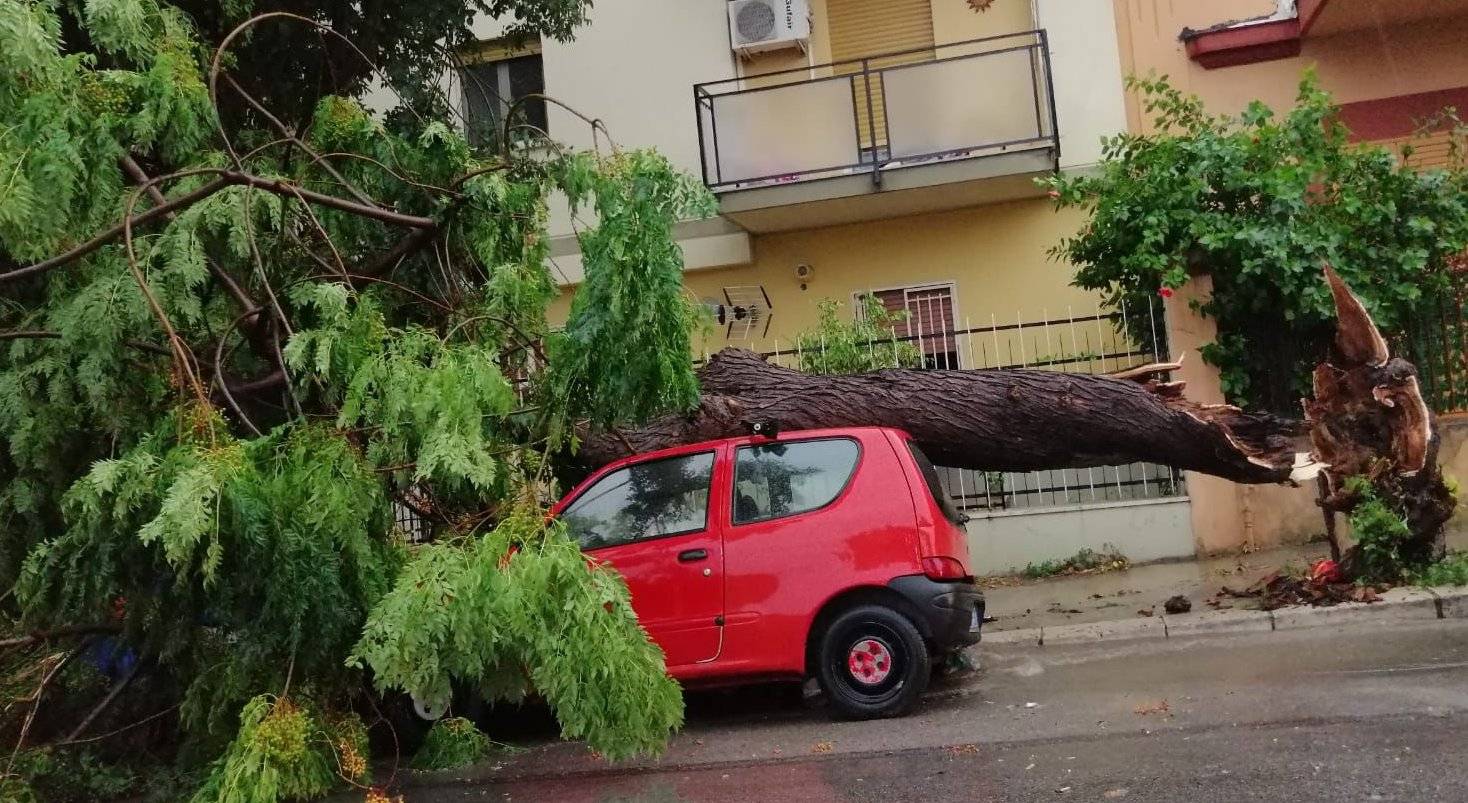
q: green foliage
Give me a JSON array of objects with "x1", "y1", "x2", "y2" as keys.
[
  {"x1": 4, "y1": 747, "x2": 138, "y2": 802},
  {"x1": 189, "y1": 696, "x2": 339, "y2": 803},
  {"x1": 1344, "y1": 476, "x2": 1415, "y2": 583},
  {"x1": 352, "y1": 511, "x2": 684, "y2": 760},
  {"x1": 794, "y1": 296, "x2": 923, "y2": 375},
  {"x1": 1045, "y1": 72, "x2": 1468, "y2": 411},
  {"x1": 1021, "y1": 545, "x2": 1129, "y2": 579},
  {"x1": 1, "y1": 0, "x2": 710, "y2": 797},
  {"x1": 1410, "y1": 552, "x2": 1468, "y2": 587},
  {"x1": 411, "y1": 717, "x2": 494, "y2": 770},
  {"x1": 545, "y1": 150, "x2": 716, "y2": 441}
]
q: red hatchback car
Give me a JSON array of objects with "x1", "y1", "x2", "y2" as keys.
[{"x1": 552, "y1": 426, "x2": 983, "y2": 719}]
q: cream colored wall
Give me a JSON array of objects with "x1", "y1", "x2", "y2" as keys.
[
  {"x1": 1114, "y1": 0, "x2": 1468, "y2": 129},
  {"x1": 931, "y1": 0, "x2": 1035, "y2": 44},
  {"x1": 550, "y1": 198, "x2": 1111, "y2": 359},
  {"x1": 1038, "y1": 0, "x2": 1129, "y2": 168}
]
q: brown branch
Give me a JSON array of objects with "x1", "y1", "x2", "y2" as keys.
[
  {"x1": 64, "y1": 659, "x2": 142, "y2": 743},
  {"x1": 0, "y1": 177, "x2": 231, "y2": 284},
  {"x1": 2, "y1": 169, "x2": 433, "y2": 287},
  {"x1": 224, "y1": 75, "x2": 381, "y2": 210},
  {"x1": 0, "y1": 625, "x2": 120, "y2": 650},
  {"x1": 119, "y1": 155, "x2": 259, "y2": 315}
]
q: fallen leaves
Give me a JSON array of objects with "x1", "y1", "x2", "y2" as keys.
[
  {"x1": 946, "y1": 743, "x2": 980, "y2": 755},
  {"x1": 811, "y1": 741, "x2": 834, "y2": 754},
  {"x1": 1133, "y1": 699, "x2": 1171, "y2": 716}
]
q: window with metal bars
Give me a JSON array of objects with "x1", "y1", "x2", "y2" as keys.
[{"x1": 857, "y1": 284, "x2": 960, "y2": 369}]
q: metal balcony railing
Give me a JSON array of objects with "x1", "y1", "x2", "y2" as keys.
[{"x1": 693, "y1": 30, "x2": 1059, "y2": 192}]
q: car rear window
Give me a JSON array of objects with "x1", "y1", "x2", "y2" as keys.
[
  {"x1": 732, "y1": 438, "x2": 860, "y2": 524},
  {"x1": 907, "y1": 443, "x2": 968, "y2": 526}
]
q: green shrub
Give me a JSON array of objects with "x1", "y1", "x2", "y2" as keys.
[
  {"x1": 795, "y1": 296, "x2": 923, "y2": 375},
  {"x1": 411, "y1": 717, "x2": 493, "y2": 771},
  {"x1": 1344, "y1": 476, "x2": 1414, "y2": 583}
]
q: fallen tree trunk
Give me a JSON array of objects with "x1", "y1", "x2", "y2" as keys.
[
  {"x1": 580, "y1": 267, "x2": 1450, "y2": 575},
  {"x1": 578, "y1": 350, "x2": 1305, "y2": 484}
]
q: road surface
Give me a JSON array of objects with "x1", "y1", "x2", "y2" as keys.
[{"x1": 390, "y1": 619, "x2": 1468, "y2": 802}]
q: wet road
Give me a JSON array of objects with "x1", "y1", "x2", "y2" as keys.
[{"x1": 391, "y1": 620, "x2": 1468, "y2": 802}]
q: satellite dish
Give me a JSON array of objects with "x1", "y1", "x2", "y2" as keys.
[{"x1": 711, "y1": 285, "x2": 773, "y2": 341}]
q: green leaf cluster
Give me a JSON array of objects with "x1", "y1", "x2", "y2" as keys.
[
  {"x1": 1, "y1": 0, "x2": 711, "y2": 796},
  {"x1": 794, "y1": 296, "x2": 922, "y2": 374},
  {"x1": 351, "y1": 510, "x2": 684, "y2": 761},
  {"x1": 410, "y1": 717, "x2": 494, "y2": 770},
  {"x1": 1045, "y1": 72, "x2": 1468, "y2": 411}
]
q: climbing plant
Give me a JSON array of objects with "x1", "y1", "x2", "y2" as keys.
[
  {"x1": 1044, "y1": 72, "x2": 1468, "y2": 412},
  {"x1": 0, "y1": 0, "x2": 709, "y2": 799}
]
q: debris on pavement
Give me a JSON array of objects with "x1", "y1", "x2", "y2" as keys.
[
  {"x1": 812, "y1": 741, "x2": 834, "y2": 754},
  {"x1": 1220, "y1": 569, "x2": 1384, "y2": 610},
  {"x1": 1163, "y1": 595, "x2": 1192, "y2": 614},
  {"x1": 1133, "y1": 699, "x2": 1171, "y2": 716},
  {"x1": 1137, "y1": 607, "x2": 1154, "y2": 617}
]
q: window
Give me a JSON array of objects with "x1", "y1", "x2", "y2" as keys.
[
  {"x1": 459, "y1": 44, "x2": 546, "y2": 146},
  {"x1": 858, "y1": 284, "x2": 959, "y2": 369},
  {"x1": 561, "y1": 452, "x2": 714, "y2": 550},
  {"x1": 907, "y1": 443, "x2": 968, "y2": 526},
  {"x1": 733, "y1": 439, "x2": 860, "y2": 524}
]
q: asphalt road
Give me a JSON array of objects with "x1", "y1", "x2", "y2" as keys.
[{"x1": 391, "y1": 619, "x2": 1468, "y2": 802}]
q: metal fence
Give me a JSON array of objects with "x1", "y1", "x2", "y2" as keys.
[
  {"x1": 1396, "y1": 273, "x2": 1468, "y2": 415},
  {"x1": 753, "y1": 300, "x2": 1188, "y2": 513}
]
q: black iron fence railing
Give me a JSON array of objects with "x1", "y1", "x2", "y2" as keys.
[
  {"x1": 693, "y1": 30, "x2": 1059, "y2": 192},
  {"x1": 1396, "y1": 273, "x2": 1468, "y2": 415}
]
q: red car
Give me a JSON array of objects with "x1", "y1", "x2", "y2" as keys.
[{"x1": 553, "y1": 426, "x2": 983, "y2": 719}]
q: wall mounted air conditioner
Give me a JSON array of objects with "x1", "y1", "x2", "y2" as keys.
[{"x1": 728, "y1": 0, "x2": 811, "y2": 56}]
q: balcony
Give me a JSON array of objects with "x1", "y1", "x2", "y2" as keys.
[{"x1": 693, "y1": 31, "x2": 1059, "y2": 232}]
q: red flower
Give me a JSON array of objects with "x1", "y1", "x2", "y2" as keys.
[
  {"x1": 1046, "y1": 189, "x2": 1060, "y2": 200},
  {"x1": 1158, "y1": 287, "x2": 1174, "y2": 299}
]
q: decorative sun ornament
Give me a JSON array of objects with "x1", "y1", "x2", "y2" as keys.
[{"x1": 967, "y1": 0, "x2": 996, "y2": 11}]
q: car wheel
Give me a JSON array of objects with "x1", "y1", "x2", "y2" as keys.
[{"x1": 816, "y1": 604, "x2": 930, "y2": 719}]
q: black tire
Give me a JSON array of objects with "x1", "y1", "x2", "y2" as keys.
[{"x1": 816, "y1": 604, "x2": 930, "y2": 719}]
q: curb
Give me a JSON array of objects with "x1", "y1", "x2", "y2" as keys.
[{"x1": 982, "y1": 585, "x2": 1468, "y2": 647}]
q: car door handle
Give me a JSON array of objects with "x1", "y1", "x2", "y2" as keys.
[{"x1": 677, "y1": 548, "x2": 708, "y2": 563}]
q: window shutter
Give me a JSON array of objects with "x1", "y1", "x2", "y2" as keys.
[
  {"x1": 827, "y1": 0, "x2": 934, "y2": 152},
  {"x1": 865, "y1": 286, "x2": 956, "y2": 360}
]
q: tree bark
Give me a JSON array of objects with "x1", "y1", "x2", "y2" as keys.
[
  {"x1": 579, "y1": 266, "x2": 1450, "y2": 577},
  {"x1": 577, "y1": 351, "x2": 1304, "y2": 484},
  {"x1": 1307, "y1": 265, "x2": 1455, "y2": 565}
]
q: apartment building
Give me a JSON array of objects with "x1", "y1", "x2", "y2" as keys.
[{"x1": 448, "y1": 0, "x2": 1216, "y2": 572}]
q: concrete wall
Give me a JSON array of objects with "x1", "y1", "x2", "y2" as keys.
[{"x1": 969, "y1": 498, "x2": 1195, "y2": 575}]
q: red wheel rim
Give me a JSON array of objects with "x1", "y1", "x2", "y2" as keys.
[{"x1": 846, "y1": 638, "x2": 894, "y2": 685}]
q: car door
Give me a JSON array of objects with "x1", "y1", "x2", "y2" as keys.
[{"x1": 559, "y1": 448, "x2": 726, "y2": 667}]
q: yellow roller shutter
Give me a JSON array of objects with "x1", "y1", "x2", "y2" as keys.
[{"x1": 827, "y1": 0, "x2": 934, "y2": 151}]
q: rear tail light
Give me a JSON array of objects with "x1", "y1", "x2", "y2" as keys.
[{"x1": 921, "y1": 556, "x2": 968, "y2": 581}]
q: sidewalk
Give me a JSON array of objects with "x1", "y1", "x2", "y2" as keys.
[{"x1": 979, "y1": 536, "x2": 1468, "y2": 646}]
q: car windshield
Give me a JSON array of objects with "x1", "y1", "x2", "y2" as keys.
[{"x1": 906, "y1": 443, "x2": 968, "y2": 526}]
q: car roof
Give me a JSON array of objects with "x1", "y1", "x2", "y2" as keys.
[{"x1": 594, "y1": 426, "x2": 910, "y2": 470}]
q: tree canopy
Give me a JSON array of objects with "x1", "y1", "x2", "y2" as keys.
[
  {"x1": 1045, "y1": 73, "x2": 1468, "y2": 412},
  {"x1": 0, "y1": 0, "x2": 711, "y2": 799}
]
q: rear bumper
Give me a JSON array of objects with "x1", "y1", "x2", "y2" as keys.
[{"x1": 889, "y1": 575, "x2": 985, "y2": 650}]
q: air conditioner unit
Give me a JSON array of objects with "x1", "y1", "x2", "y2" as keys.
[{"x1": 728, "y1": 0, "x2": 810, "y2": 56}]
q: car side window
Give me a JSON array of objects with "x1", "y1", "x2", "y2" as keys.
[
  {"x1": 562, "y1": 452, "x2": 715, "y2": 550},
  {"x1": 732, "y1": 438, "x2": 860, "y2": 525}
]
